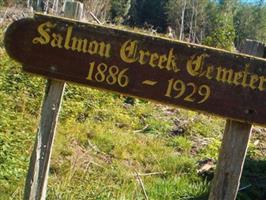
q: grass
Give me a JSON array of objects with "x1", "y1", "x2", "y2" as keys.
[{"x1": 0, "y1": 27, "x2": 266, "y2": 200}]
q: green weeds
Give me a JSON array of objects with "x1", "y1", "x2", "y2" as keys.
[{"x1": 0, "y1": 33, "x2": 265, "y2": 200}]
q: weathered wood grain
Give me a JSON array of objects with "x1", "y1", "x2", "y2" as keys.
[
  {"x1": 4, "y1": 13, "x2": 266, "y2": 126},
  {"x1": 23, "y1": 2, "x2": 83, "y2": 200},
  {"x1": 208, "y1": 40, "x2": 265, "y2": 200}
]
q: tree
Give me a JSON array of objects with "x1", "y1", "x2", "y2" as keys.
[
  {"x1": 165, "y1": 0, "x2": 209, "y2": 42},
  {"x1": 203, "y1": 0, "x2": 236, "y2": 50},
  {"x1": 110, "y1": 0, "x2": 131, "y2": 23},
  {"x1": 127, "y1": 0, "x2": 168, "y2": 32},
  {"x1": 234, "y1": 0, "x2": 266, "y2": 45}
]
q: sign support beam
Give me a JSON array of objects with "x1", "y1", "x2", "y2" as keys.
[
  {"x1": 208, "y1": 120, "x2": 252, "y2": 200},
  {"x1": 3, "y1": 7, "x2": 266, "y2": 200},
  {"x1": 208, "y1": 40, "x2": 265, "y2": 200},
  {"x1": 23, "y1": 2, "x2": 83, "y2": 200}
]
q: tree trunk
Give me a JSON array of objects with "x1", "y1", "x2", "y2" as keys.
[{"x1": 179, "y1": 0, "x2": 187, "y2": 40}]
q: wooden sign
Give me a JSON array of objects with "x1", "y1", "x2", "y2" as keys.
[{"x1": 4, "y1": 13, "x2": 266, "y2": 125}]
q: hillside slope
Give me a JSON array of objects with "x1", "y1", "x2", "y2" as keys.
[{"x1": 0, "y1": 25, "x2": 266, "y2": 200}]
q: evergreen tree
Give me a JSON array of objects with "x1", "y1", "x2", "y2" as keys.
[
  {"x1": 127, "y1": 0, "x2": 168, "y2": 32},
  {"x1": 111, "y1": 0, "x2": 131, "y2": 24}
]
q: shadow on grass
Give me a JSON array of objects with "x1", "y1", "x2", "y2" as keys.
[
  {"x1": 237, "y1": 156, "x2": 266, "y2": 200},
  {"x1": 190, "y1": 157, "x2": 266, "y2": 200}
]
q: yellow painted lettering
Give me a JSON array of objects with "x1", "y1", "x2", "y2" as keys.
[
  {"x1": 105, "y1": 44, "x2": 111, "y2": 58},
  {"x1": 82, "y1": 39, "x2": 88, "y2": 53},
  {"x1": 205, "y1": 65, "x2": 214, "y2": 79},
  {"x1": 216, "y1": 67, "x2": 234, "y2": 84},
  {"x1": 249, "y1": 74, "x2": 259, "y2": 89},
  {"x1": 88, "y1": 41, "x2": 99, "y2": 55},
  {"x1": 64, "y1": 26, "x2": 73, "y2": 50},
  {"x1": 120, "y1": 40, "x2": 138, "y2": 63},
  {"x1": 149, "y1": 53, "x2": 159, "y2": 67},
  {"x1": 98, "y1": 42, "x2": 111, "y2": 58},
  {"x1": 258, "y1": 76, "x2": 266, "y2": 91},
  {"x1": 241, "y1": 65, "x2": 250, "y2": 88},
  {"x1": 71, "y1": 37, "x2": 85, "y2": 52},
  {"x1": 166, "y1": 49, "x2": 179, "y2": 72},
  {"x1": 32, "y1": 22, "x2": 55, "y2": 45},
  {"x1": 51, "y1": 33, "x2": 63, "y2": 48},
  {"x1": 186, "y1": 54, "x2": 208, "y2": 76},
  {"x1": 233, "y1": 72, "x2": 243, "y2": 86},
  {"x1": 139, "y1": 50, "x2": 150, "y2": 65},
  {"x1": 158, "y1": 54, "x2": 168, "y2": 69}
]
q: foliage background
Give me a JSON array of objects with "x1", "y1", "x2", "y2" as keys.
[{"x1": 1, "y1": 0, "x2": 266, "y2": 199}]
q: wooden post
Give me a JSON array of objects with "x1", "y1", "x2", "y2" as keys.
[
  {"x1": 23, "y1": 2, "x2": 83, "y2": 200},
  {"x1": 208, "y1": 40, "x2": 265, "y2": 200}
]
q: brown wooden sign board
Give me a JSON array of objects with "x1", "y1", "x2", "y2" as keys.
[{"x1": 4, "y1": 13, "x2": 266, "y2": 126}]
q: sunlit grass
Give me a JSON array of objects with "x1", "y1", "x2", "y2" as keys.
[{"x1": 0, "y1": 29, "x2": 265, "y2": 199}]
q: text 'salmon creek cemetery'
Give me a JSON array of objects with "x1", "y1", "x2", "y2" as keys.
[{"x1": 4, "y1": 13, "x2": 266, "y2": 125}]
